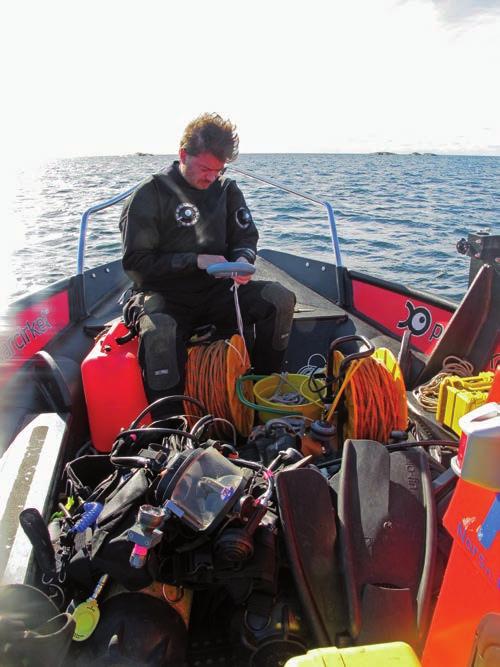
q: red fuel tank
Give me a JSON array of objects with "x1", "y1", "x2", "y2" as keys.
[{"x1": 81, "y1": 320, "x2": 149, "y2": 452}]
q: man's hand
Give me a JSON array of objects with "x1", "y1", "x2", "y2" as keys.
[
  {"x1": 197, "y1": 254, "x2": 227, "y2": 270},
  {"x1": 234, "y1": 256, "x2": 253, "y2": 285}
]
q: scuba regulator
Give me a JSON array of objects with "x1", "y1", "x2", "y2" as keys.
[{"x1": 127, "y1": 446, "x2": 268, "y2": 568}]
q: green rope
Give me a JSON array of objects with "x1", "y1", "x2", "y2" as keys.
[{"x1": 236, "y1": 374, "x2": 303, "y2": 417}]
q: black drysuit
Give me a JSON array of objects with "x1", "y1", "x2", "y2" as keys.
[{"x1": 119, "y1": 161, "x2": 295, "y2": 402}]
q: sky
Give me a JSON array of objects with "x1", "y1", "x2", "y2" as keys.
[{"x1": 1, "y1": 0, "x2": 499, "y2": 163}]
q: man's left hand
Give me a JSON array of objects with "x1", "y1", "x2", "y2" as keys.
[{"x1": 234, "y1": 257, "x2": 253, "y2": 285}]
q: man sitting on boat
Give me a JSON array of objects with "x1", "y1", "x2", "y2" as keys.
[{"x1": 119, "y1": 113, "x2": 295, "y2": 408}]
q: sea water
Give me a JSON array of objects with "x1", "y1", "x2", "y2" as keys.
[{"x1": 5, "y1": 153, "x2": 499, "y2": 304}]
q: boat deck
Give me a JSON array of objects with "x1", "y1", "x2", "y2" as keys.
[
  {"x1": 256, "y1": 257, "x2": 346, "y2": 320},
  {"x1": 82, "y1": 255, "x2": 416, "y2": 370}
]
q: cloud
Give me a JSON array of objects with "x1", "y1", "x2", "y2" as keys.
[{"x1": 429, "y1": 0, "x2": 500, "y2": 22}]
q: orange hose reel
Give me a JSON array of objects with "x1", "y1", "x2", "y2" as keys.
[
  {"x1": 329, "y1": 347, "x2": 408, "y2": 442},
  {"x1": 183, "y1": 334, "x2": 254, "y2": 437}
]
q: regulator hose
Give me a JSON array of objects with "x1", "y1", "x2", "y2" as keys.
[{"x1": 130, "y1": 395, "x2": 206, "y2": 429}]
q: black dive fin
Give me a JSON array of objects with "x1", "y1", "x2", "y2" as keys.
[
  {"x1": 19, "y1": 508, "x2": 56, "y2": 579},
  {"x1": 330, "y1": 439, "x2": 436, "y2": 649},
  {"x1": 276, "y1": 467, "x2": 345, "y2": 646}
]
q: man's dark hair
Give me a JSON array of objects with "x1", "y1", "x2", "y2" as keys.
[{"x1": 180, "y1": 113, "x2": 239, "y2": 163}]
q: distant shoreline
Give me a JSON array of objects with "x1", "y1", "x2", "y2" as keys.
[
  {"x1": 126, "y1": 151, "x2": 498, "y2": 158},
  {"x1": 24, "y1": 151, "x2": 500, "y2": 162},
  {"x1": 131, "y1": 150, "x2": 440, "y2": 158},
  {"x1": 371, "y1": 151, "x2": 437, "y2": 156}
]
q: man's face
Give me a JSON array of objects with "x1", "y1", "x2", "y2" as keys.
[{"x1": 179, "y1": 150, "x2": 225, "y2": 190}]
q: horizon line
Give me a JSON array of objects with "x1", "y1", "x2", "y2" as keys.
[{"x1": 50, "y1": 150, "x2": 500, "y2": 161}]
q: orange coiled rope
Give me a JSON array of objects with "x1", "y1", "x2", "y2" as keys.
[
  {"x1": 327, "y1": 350, "x2": 408, "y2": 442},
  {"x1": 183, "y1": 334, "x2": 254, "y2": 438}
]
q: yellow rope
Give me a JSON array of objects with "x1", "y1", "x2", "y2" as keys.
[
  {"x1": 325, "y1": 360, "x2": 362, "y2": 422},
  {"x1": 413, "y1": 355, "x2": 474, "y2": 412}
]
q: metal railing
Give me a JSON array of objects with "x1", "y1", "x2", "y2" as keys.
[
  {"x1": 76, "y1": 167, "x2": 343, "y2": 274},
  {"x1": 230, "y1": 166, "x2": 343, "y2": 267},
  {"x1": 77, "y1": 185, "x2": 137, "y2": 274}
]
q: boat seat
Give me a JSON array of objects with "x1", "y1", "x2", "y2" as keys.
[
  {"x1": 255, "y1": 255, "x2": 346, "y2": 321},
  {"x1": 417, "y1": 264, "x2": 499, "y2": 383}
]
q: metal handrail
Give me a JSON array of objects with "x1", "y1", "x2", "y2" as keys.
[
  {"x1": 77, "y1": 185, "x2": 137, "y2": 274},
  {"x1": 229, "y1": 166, "x2": 343, "y2": 267},
  {"x1": 76, "y1": 166, "x2": 343, "y2": 274}
]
